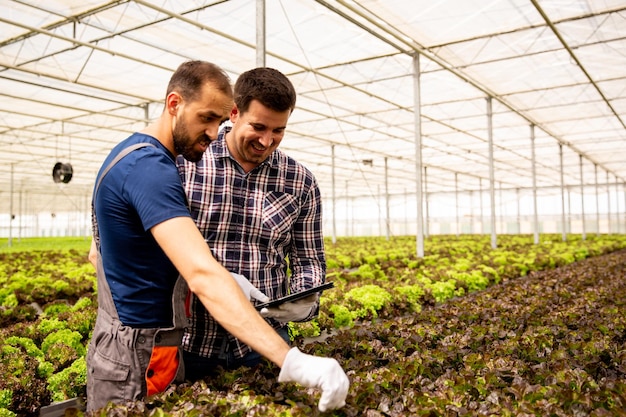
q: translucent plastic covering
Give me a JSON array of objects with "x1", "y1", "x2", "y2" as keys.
[{"x1": 0, "y1": 0, "x2": 624, "y2": 219}]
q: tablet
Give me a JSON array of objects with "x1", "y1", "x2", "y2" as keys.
[{"x1": 255, "y1": 281, "x2": 334, "y2": 310}]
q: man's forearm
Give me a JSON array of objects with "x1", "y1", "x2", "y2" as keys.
[{"x1": 194, "y1": 274, "x2": 291, "y2": 366}]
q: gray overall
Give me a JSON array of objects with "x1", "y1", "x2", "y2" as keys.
[{"x1": 86, "y1": 143, "x2": 189, "y2": 411}]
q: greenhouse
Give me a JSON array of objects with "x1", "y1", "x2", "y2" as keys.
[
  {"x1": 1, "y1": 1, "x2": 625, "y2": 416},
  {"x1": 1, "y1": 0, "x2": 624, "y2": 245}
]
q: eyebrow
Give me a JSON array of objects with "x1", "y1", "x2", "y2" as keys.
[
  {"x1": 202, "y1": 110, "x2": 223, "y2": 118},
  {"x1": 251, "y1": 122, "x2": 286, "y2": 130}
]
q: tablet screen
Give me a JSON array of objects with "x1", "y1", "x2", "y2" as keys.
[{"x1": 255, "y1": 281, "x2": 334, "y2": 310}]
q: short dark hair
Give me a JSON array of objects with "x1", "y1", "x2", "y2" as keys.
[
  {"x1": 234, "y1": 67, "x2": 296, "y2": 114},
  {"x1": 166, "y1": 60, "x2": 232, "y2": 102}
]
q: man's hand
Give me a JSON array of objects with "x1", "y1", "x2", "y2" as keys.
[
  {"x1": 260, "y1": 293, "x2": 318, "y2": 322},
  {"x1": 230, "y1": 272, "x2": 269, "y2": 303},
  {"x1": 279, "y1": 347, "x2": 349, "y2": 411}
]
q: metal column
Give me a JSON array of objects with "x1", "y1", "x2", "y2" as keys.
[
  {"x1": 412, "y1": 53, "x2": 424, "y2": 258},
  {"x1": 606, "y1": 171, "x2": 612, "y2": 233},
  {"x1": 486, "y1": 97, "x2": 497, "y2": 249},
  {"x1": 256, "y1": 0, "x2": 266, "y2": 67},
  {"x1": 623, "y1": 182, "x2": 626, "y2": 234},
  {"x1": 424, "y1": 167, "x2": 429, "y2": 238},
  {"x1": 516, "y1": 188, "x2": 521, "y2": 234},
  {"x1": 579, "y1": 154, "x2": 586, "y2": 240},
  {"x1": 559, "y1": 144, "x2": 567, "y2": 242},
  {"x1": 455, "y1": 172, "x2": 459, "y2": 237},
  {"x1": 9, "y1": 163, "x2": 14, "y2": 247},
  {"x1": 615, "y1": 175, "x2": 621, "y2": 234},
  {"x1": 479, "y1": 178, "x2": 484, "y2": 234},
  {"x1": 384, "y1": 157, "x2": 390, "y2": 240},
  {"x1": 331, "y1": 144, "x2": 336, "y2": 244},
  {"x1": 595, "y1": 164, "x2": 600, "y2": 234},
  {"x1": 530, "y1": 125, "x2": 539, "y2": 244}
]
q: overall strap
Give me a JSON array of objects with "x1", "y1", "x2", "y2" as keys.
[
  {"x1": 92, "y1": 142, "x2": 156, "y2": 320},
  {"x1": 93, "y1": 142, "x2": 156, "y2": 199}
]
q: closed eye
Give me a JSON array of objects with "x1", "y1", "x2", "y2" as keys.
[{"x1": 251, "y1": 123, "x2": 285, "y2": 134}]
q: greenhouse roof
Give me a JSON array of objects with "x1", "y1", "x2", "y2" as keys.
[{"x1": 1, "y1": 0, "x2": 625, "y2": 214}]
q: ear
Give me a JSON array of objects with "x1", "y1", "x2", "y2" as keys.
[
  {"x1": 166, "y1": 92, "x2": 182, "y2": 115},
  {"x1": 229, "y1": 104, "x2": 239, "y2": 122}
]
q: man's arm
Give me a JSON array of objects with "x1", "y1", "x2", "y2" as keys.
[
  {"x1": 154, "y1": 216, "x2": 349, "y2": 412},
  {"x1": 151, "y1": 215, "x2": 290, "y2": 367}
]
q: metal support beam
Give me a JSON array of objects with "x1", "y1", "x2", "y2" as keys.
[
  {"x1": 384, "y1": 157, "x2": 390, "y2": 240},
  {"x1": 331, "y1": 144, "x2": 336, "y2": 244},
  {"x1": 607, "y1": 171, "x2": 612, "y2": 233},
  {"x1": 486, "y1": 97, "x2": 497, "y2": 249},
  {"x1": 9, "y1": 163, "x2": 14, "y2": 247},
  {"x1": 579, "y1": 154, "x2": 586, "y2": 240},
  {"x1": 345, "y1": 180, "x2": 349, "y2": 237},
  {"x1": 412, "y1": 53, "x2": 424, "y2": 257},
  {"x1": 256, "y1": 0, "x2": 266, "y2": 67},
  {"x1": 616, "y1": 175, "x2": 621, "y2": 234},
  {"x1": 530, "y1": 125, "x2": 539, "y2": 244},
  {"x1": 479, "y1": 177, "x2": 484, "y2": 234},
  {"x1": 516, "y1": 188, "x2": 521, "y2": 234},
  {"x1": 595, "y1": 164, "x2": 600, "y2": 234},
  {"x1": 455, "y1": 172, "x2": 459, "y2": 237},
  {"x1": 424, "y1": 166, "x2": 429, "y2": 238},
  {"x1": 622, "y1": 182, "x2": 626, "y2": 232},
  {"x1": 559, "y1": 144, "x2": 567, "y2": 242},
  {"x1": 144, "y1": 103, "x2": 150, "y2": 127}
]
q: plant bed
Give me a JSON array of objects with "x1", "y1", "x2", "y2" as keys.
[
  {"x1": 86, "y1": 248, "x2": 626, "y2": 416},
  {"x1": 0, "y1": 235, "x2": 625, "y2": 415}
]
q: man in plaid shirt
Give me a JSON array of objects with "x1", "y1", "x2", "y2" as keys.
[{"x1": 177, "y1": 67, "x2": 327, "y2": 380}]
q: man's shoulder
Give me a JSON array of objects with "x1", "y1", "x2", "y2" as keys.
[{"x1": 108, "y1": 134, "x2": 166, "y2": 162}]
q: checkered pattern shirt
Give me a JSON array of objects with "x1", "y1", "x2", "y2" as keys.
[{"x1": 177, "y1": 128, "x2": 326, "y2": 359}]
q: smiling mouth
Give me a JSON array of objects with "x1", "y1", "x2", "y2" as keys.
[{"x1": 251, "y1": 143, "x2": 265, "y2": 152}]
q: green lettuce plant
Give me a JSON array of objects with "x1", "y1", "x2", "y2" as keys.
[
  {"x1": 0, "y1": 390, "x2": 11, "y2": 408},
  {"x1": 47, "y1": 357, "x2": 86, "y2": 402},
  {"x1": 37, "y1": 318, "x2": 68, "y2": 336},
  {"x1": 393, "y1": 284, "x2": 425, "y2": 312},
  {"x1": 0, "y1": 409, "x2": 16, "y2": 417},
  {"x1": 41, "y1": 329, "x2": 86, "y2": 370},
  {"x1": 329, "y1": 304, "x2": 354, "y2": 328},
  {"x1": 345, "y1": 284, "x2": 392, "y2": 319},
  {"x1": 426, "y1": 279, "x2": 458, "y2": 303},
  {"x1": 43, "y1": 302, "x2": 71, "y2": 317},
  {"x1": 448, "y1": 270, "x2": 489, "y2": 292}
]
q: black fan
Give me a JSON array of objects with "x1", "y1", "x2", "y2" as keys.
[{"x1": 52, "y1": 162, "x2": 73, "y2": 183}]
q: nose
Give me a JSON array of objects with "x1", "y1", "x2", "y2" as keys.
[
  {"x1": 206, "y1": 123, "x2": 220, "y2": 141},
  {"x1": 258, "y1": 131, "x2": 273, "y2": 147}
]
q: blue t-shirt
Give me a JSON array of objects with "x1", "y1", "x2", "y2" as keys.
[{"x1": 93, "y1": 133, "x2": 191, "y2": 327}]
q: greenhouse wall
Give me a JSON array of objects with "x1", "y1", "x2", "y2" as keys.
[
  {"x1": 323, "y1": 216, "x2": 624, "y2": 238},
  {"x1": 1, "y1": 188, "x2": 624, "y2": 239},
  {"x1": 1, "y1": 212, "x2": 624, "y2": 240}
]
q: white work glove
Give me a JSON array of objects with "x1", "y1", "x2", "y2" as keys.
[
  {"x1": 230, "y1": 272, "x2": 269, "y2": 303},
  {"x1": 260, "y1": 293, "x2": 318, "y2": 323},
  {"x1": 279, "y1": 347, "x2": 349, "y2": 412}
]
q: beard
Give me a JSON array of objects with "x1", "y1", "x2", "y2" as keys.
[{"x1": 173, "y1": 117, "x2": 210, "y2": 163}]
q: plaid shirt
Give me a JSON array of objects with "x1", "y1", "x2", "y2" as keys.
[{"x1": 177, "y1": 127, "x2": 326, "y2": 359}]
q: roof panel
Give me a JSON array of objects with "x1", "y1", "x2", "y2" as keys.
[{"x1": 0, "y1": 0, "x2": 624, "y2": 218}]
